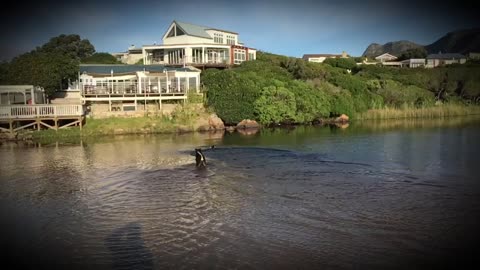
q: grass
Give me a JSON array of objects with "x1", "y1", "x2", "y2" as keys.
[
  {"x1": 31, "y1": 103, "x2": 209, "y2": 144},
  {"x1": 354, "y1": 104, "x2": 480, "y2": 120}
]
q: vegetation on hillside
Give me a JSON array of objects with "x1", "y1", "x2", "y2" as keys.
[
  {"x1": 0, "y1": 34, "x2": 95, "y2": 97},
  {"x1": 82, "y1": 52, "x2": 121, "y2": 64},
  {"x1": 203, "y1": 52, "x2": 480, "y2": 125}
]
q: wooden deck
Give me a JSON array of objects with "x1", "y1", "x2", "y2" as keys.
[{"x1": 0, "y1": 104, "x2": 85, "y2": 133}]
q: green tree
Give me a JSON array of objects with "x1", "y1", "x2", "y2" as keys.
[
  {"x1": 82, "y1": 53, "x2": 121, "y2": 64},
  {"x1": 397, "y1": 48, "x2": 428, "y2": 61},
  {"x1": 2, "y1": 34, "x2": 95, "y2": 97},
  {"x1": 0, "y1": 61, "x2": 9, "y2": 84},
  {"x1": 38, "y1": 34, "x2": 95, "y2": 60},
  {"x1": 7, "y1": 51, "x2": 78, "y2": 97}
]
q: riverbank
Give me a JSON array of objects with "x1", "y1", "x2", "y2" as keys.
[
  {"x1": 354, "y1": 104, "x2": 480, "y2": 120},
  {"x1": 3, "y1": 103, "x2": 480, "y2": 145}
]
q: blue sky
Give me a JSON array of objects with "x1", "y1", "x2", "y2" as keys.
[{"x1": 1, "y1": 0, "x2": 478, "y2": 61}]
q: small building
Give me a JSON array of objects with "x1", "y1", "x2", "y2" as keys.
[
  {"x1": 400, "y1": 58, "x2": 426, "y2": 68},
  {"x1": 112, "y1": 45, "x2": 144, "y2": 64},
  {"x1": 0, "y1": 85, "x2": 46, "y2": 105},
  {"x1": 375, "y1": 53, "x2": 398, "y2": 62},
  {"x1": 76, "y1": 64, "x2": 201, "y2": 112},
  {"x1": 426, "y1": 53, "x2": 467, "y2": 68},
  {"x1": 467, "y1": 52, "x2": 480, "y2": 60},
  {"x1": 143, "y1": 20, "x2": 256, "y2": 68},
  {"x1": 302, "y1": 51, "x2": 349, "y2": 63},
  {"x1": 0, "y1": 86, "x2": 84, "y2": 133}
]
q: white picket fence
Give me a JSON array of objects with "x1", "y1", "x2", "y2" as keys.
[{"x1": 0, "y1": 104, "x2": 84, "y2": 119}]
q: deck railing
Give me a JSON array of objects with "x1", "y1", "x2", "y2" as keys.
[
  {"x1": 82, "y1": 85, "x2": 187, "y2": 95},
  {"x1": 0, "y1": 104, "x2": 84, "y2": 119}
]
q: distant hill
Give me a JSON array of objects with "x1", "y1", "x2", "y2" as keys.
[
  {"x1": 426, "y1": 28, "x2": 480, "y2": 55},
  {"x1": 362, "y1": 41, "x2": 424, "y2": 58},
  {"x1": 362, "y1": 28, "x2": 480, "y2": 57}
]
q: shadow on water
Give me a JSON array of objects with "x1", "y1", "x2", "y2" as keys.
[{"x1": 105, "y1": 222, "x2": 154, "y2": 270}]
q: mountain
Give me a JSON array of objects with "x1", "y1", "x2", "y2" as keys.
[
  {"x1": 362, "y1": 28, "x2": 480, "y2": 57},
  {"x1": 362, "y1": 41, "x2": 424, "y2": 58},
  {"x1": 426, "y1": 28, "x2": 480, "y2": 55}
]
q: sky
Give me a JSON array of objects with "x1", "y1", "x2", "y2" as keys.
[{"x1": 1, "y1": 0, "x2": 479, "y2": 61}]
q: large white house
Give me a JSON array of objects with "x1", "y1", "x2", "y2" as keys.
[{"x1": 143, "y1": 20, "x2": 256, "y2": 67}]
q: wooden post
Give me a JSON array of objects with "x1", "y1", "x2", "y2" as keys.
[
  {"x1": 9, "y1": 119, "x2": 13, "y2": 134},
  {"x1": 54, "y1": 118, "x2": 58, "y2": 131},
  {"x1": 79, "y1": 117, "x2": 83, "y2": 130}
]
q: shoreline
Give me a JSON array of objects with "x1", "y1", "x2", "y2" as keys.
[{"x1": 2, "y1": 105, "x2": 480, "y2": 145}]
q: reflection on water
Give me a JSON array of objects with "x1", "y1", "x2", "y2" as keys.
[
  {"x1": 106, "y1": 222, "x2": 153, "y2": 270},
  {"x1": 1, "y1": 116, "x2": 480, "y2": 269}
]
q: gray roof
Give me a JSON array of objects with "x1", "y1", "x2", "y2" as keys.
[
  {"x1": 173, "y1": 20, "x2": 237, "y2": 39},
  {"x1": 175, "y1": 21, "x2": 212, "y2": 39},
  {"x1": 426, "y1": 53, "x2": 466, "y2": 59},
  {"x1": 79, "y1": 64, "x2": 193, "y2": 75}
]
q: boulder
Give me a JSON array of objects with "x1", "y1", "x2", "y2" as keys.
[
  {"x1": 225, "y1": 126, "x2": 236, "y2": 133},
  {"x1": 208, "y1": 114, "x2": 225, "y2": 130},
  {"x1": 335, "y1": 114, "x2": 349, "y2": 123},
  {"x1": 194, "y1": 113, "x2": 225, "y2": 132},
  {"x1": 236, "y1": 119, "x2": 261, "y2": 129}
]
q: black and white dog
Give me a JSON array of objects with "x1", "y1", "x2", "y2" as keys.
[
  {"x1": 195, "y1": 145, "x2": 214, "y2": 168},
  {"x1": 195, "y1": 148, "x2": 207, "y2": 168}
]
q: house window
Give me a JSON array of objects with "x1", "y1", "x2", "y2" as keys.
[
  {"x1": 234, "y1": 49, "x2": 246, "y2": 64},
  {"x1": 214, "y1": 33, "x2": 224, "y2": 44},
  {"x1": 227, "y1": 35, "x2": 235, "y2": 45},
  {"x1": 248, "y1": 52, "x2": 255, "y2": 61},
  {"x1": 176, "y1": 26, "x2": 185, "y2": 36}
]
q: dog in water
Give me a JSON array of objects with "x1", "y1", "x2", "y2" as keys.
[{"x1": 195, "y1": 148, "x2": 207, "y2": 168}]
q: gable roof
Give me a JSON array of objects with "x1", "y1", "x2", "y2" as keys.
[
  {"x1": 375, "y1": 53, "x2": 397, "y2": 59},
  {"x1": 164, "y1": 20, "x2": 238, "y2": 40},
  {"x1": 426, "y1": 53, "x2": 466, "y2": 59},
  {"x1": 175, "y1": 21, "x2": 212, "y2": 39}
]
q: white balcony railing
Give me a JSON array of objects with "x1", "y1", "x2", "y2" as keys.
[{"x1": 0, "y1": 104, "x2": 84, "y2": 119}]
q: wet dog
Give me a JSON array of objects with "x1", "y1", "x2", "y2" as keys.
[{"x1": 195, "y1": 148, "x2": 207, "y2": 168}]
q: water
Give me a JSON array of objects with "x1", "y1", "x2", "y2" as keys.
[{"x1": 1, "y1": 117, "x2": 480, "y2": 269}]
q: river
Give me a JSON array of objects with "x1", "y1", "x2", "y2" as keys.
[{"x1": 1, "y1": 117, "x2": 480, "y2": 269}]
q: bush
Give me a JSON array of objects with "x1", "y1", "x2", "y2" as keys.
[
  {"x1": 203, "y1": 69, "x2": 261, "y2": 124},
  {"x1": 288, "y1": 80, "x2": 331, "y2": 123},
  {"x1": 323, "y1": 58, "x2": 357, "y2": 70},
  {"x1": 254, "y1": 84, "x2": 297, "y2": 124},
  {"x1": 330, "y1": 91, "x2": 356, "y2": 117},
  {"x1": 374, "y1": 80, "x2": 434, "y2": 107}
]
